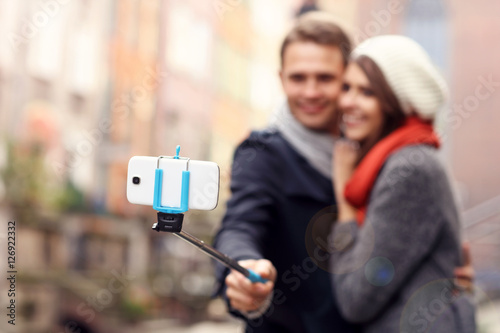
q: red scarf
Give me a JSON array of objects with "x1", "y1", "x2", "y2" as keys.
[{"x1": 344, "y1": 116, "x2": 440, "y2": 226}]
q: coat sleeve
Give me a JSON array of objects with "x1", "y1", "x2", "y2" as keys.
[
  {"x1": 213, "y1": 134, "x2": 282, "y2": 292},
  {"x1": 329, "y1": 150, "x2": 449, "y2": 323}
]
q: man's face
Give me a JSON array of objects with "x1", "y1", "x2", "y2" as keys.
[{"x1": 280, "y1": 41, "x2": 345, "y2": 134}]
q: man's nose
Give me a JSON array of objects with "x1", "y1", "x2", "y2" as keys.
[{"x1": 303, "y1": 79, "x2": 321, "y2": 98}]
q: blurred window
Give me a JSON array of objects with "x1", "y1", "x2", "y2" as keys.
[
  {"x1": 404, "y1": 0, "x2": 450, "y2": 158},
  {"x1": 70, "y1": 94, "x2": 86, "y2": 115},
  {"x1": 0, "y1": 1, "x2": 21, "y2": 72},
  {"x1": 32, "y1": 78, "x2": 52, "y2": 100},
  {"x1": 404, "y1": 0, "x2": 448, "y2": 71},
  {"x1": 26, "y1": 0, "x2": 67, "y2": 81},
  {"x1": 43, "y1": 230, "x2": 52, "y2": 267},
  {"x1": 75, "y1": 234, "x2": 89, "y2": 271},
  {"x1": 165, "y1": 3, "x2": 213, "y2": 82}
]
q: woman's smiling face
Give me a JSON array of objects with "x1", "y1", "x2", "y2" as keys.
[{"x1": 339, "y1": 62, "x2": 385, "y2": 144}]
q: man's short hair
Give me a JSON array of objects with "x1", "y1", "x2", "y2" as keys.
[{"x1": 280, "y1": 12, "x2": 352, "y2": 67}]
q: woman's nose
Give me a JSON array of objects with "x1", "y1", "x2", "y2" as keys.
[{"x1": 339, "y1": 91, "x2": 355, "y2": 110}]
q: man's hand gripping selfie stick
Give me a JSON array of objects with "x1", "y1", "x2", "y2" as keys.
[{"x1": 151, "y1": 146, "x2": 267, "y2": 284}]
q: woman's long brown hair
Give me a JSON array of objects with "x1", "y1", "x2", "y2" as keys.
[{"x1": 351, "y1": 55, "x2": 407, "y2": 164}]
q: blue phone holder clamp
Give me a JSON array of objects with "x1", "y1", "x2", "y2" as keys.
[{"x1": 152, "y1": 145, "x2": 190, "y2": 214}]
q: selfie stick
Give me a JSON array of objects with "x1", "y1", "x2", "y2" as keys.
[{"x1": 151, "y1": 147, "x2": 267, "y2": 284}]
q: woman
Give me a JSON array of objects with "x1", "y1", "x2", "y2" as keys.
[{"x1": 329, "y1": 35, "x2": 476, "y2": 332}]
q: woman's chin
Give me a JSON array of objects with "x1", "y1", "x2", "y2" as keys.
[{"x1": 344, "y1": 132, "x2": 364, "y2": 143}]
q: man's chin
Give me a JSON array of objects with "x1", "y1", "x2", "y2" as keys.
[
  {"x1": 297, "y1": 106, "x2": 326, "y2": 116},
  {"x1": 300, "y1": 120, "x2": 333, "y2": 133}
]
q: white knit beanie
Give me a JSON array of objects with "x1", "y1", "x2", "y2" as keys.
[{"x1": 352, "y1": 35, "x2": 448, "y2": 120}]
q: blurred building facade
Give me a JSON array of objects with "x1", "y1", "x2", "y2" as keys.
[{"x1": 0, "y1": 0, "x2": 295, "y2": 332}]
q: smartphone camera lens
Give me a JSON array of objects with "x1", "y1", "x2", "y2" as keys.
[{"x1": 132, "y1": 176, "x2": 141, "y2": 185}]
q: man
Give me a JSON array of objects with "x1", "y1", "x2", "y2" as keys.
[
  {"x1": 214, "y1": 12, "x2": 358, "y2": 332},
  {"x1": 213, "y1": 12, "x2": 473, "y2": 333}
]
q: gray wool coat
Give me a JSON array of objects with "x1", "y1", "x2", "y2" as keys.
[{"x1": 329, "y1": 145, "x2": 476, "y2": 333}]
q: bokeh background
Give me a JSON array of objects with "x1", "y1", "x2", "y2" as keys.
[{"x1": 0, "y1": 0, "x2": 499, "y2": 332}]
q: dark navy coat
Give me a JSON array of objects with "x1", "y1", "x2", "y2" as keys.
[{"x1": 213, "y1": 130, "x2": 360, "y2": 333}]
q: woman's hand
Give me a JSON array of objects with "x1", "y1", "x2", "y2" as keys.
[
  {"x1": 333, "y1": 140, "x2": 359, "y2": 222},
  {"x1": 334, "y1": 140, "x2": 358, "y2": 189},
  {"x1": 454, "y1": 242, "x2": 475, "y2": 293}
]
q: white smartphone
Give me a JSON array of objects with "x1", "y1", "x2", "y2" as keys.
[{"x1": 127, "y1": 156, "x2": 220, "y2": 211}]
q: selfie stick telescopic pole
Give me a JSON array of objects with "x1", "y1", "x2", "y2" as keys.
[{"x1": 152, "y1": 213, "x2": 266, "y2": 283}]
